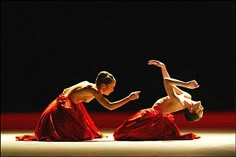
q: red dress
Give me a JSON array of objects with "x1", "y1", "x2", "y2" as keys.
[
  {"x1": 16, "y1": 94, "x2": 103, "y2": 141},
  {"x1": 113, "y1": 104, "x2": 200, "y2": 140}
]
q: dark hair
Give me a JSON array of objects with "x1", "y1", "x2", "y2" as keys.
[
  {"x1": 95, "y1": 71, "x2": 115, "y2": 87},
  {"x1": 184, "y1": 108, "x2": 203, "y2": 122}
]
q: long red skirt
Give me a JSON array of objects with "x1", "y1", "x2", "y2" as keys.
[
  {"x1": 16, "y1": 94, "x2": 103, "y2": 141},
  {"x1": 113, "y1": 106, "x2": 200, "y2": 141}
]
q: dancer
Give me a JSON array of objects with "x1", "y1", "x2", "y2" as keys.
[
  {"x1": 113, "y1": 60, "x2": 204, "y2": 140},
  {"x1": 16, "y1": 71, "x2": 140, "y2": 141}
]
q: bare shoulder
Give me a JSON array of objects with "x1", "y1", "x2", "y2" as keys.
[
  {"x1": 73, "y1": 81, "x2": 95, "y2": 91},
  {"x1": 68, "y1": 81, "x2": 99, "y2": 97},
  {"x1": 74, "y1": 81, "x2": 101, "y2": 95},
  {"x1": 77, "y1": 80, "x2": 90, "y2": 87},
  {"x1": 64, "y1": 81, "x2": 94, "y2": 94}
]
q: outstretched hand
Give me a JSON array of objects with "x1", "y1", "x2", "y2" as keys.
[
  {"x1": 148, "y1": 60, "x2": 165, "y2": 67},
  {"x1": 187, "y1": 80, "x2": 200, "y2": 89},
  {"x1": 129, "y1": 91, "x2": 141, "y2": 101}
]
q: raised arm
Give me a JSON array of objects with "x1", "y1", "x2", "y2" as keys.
[
  {"x1": 163, "y1": 77, "x2": 199, "y2": 101},
  {"x1": 164, "y1": 78, "x2": 199, "y2": 89},
  {"x1": 148, "y1": 60, "x2": 170, "y2": 78},
  {"x1": 148, "y1": 60, "x2": 193, "y2": 98}
]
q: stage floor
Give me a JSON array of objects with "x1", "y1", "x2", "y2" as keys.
[
  {"x1": 1, "y1": 111, "x2": 235, "y2": 156},
  {"x1": 1, "y1": 129, "x2": 235, "y2": 157}
]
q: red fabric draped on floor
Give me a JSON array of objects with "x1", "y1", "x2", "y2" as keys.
[
  {"x1": 113, "y1": 105, "x2": 200, "y2": 141},
  {"x1": 16, "y1": 95, "x2": 102, "y2": 141}
]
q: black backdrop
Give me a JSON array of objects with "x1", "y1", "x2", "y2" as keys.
[{"x1": 1, "y1": 0, "x2": 235, "y2": 113}]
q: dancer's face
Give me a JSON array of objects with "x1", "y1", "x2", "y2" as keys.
[
  {"x1": 101, "y1": 81, "x2": 116, "y2": 96},
  {"x1": 191, "y1": 101, "x2": 204, "y2": 117}
]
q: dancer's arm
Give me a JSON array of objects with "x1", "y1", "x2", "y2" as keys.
[
  {"x1": 148, "y1": 60, "x2": 192, "y2": 98},
  {"x1": 90, "y1": 88, "x2": 140, "y2": 110},
  {"x1": 148, "y1": 60, "x2": 170, "y2": 78},
  {"x1": 163, "y1": 78, "x2": 199, "y2": 99}
]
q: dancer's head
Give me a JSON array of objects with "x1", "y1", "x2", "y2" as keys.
[
  {"x1": 95, "y1": 71, "x2": 116, "y2": 95},
  {"x1": 184, "y1": 101, "x2": 204, "y2": 122}
]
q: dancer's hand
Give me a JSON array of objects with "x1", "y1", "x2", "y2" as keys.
[
  {"x1": 148, "y1": 60, "x2": 165, "y2": 68},
  {"x1": 128, "y1": 91, "x2": 141, "y2": 101},
  {"x1": 186, "y1": 80, "x2": 199, "y2": 89}
]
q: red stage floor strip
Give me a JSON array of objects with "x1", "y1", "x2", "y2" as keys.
[{"x1": 1, "y1": 111, "x2": 235, "y2": 130}]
